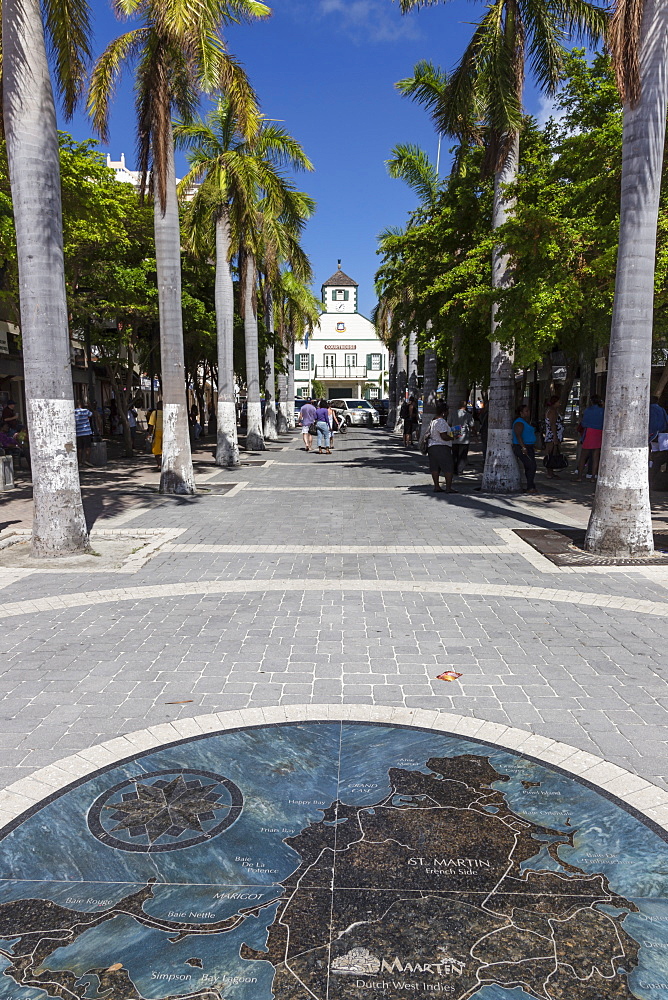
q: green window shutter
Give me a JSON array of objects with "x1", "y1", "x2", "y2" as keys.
[
  {"x1": 296, "y1": 354, "x2": 302, "y2": 369},
  {"x1": 366, "y1": 354, "x2": 372, "y2": 370},
  {"x1": 343, "y1": 290, "x2": 349, "y2": 301},
  {"x1": 311, "y1": 354, "x2": 315, "y2": 370}
]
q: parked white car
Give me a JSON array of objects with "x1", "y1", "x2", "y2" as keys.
[{"x1": 330, "y1": 399, "x2": 380, "y2": 427}]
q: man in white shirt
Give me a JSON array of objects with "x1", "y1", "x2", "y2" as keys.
[{"x1": 426, "y1": 402, "x2": 456, "y2": 494}]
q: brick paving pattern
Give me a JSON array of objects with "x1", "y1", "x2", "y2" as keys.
[{"x1": 1, "y1": 428, "x2": 667, "y2": 795}]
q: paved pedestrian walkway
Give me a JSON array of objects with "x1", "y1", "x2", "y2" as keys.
[{"x1": 1, "y1": 427, "x2": 668, "y2": 805}]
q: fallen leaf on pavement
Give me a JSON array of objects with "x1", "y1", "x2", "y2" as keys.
[
  {"x1": 436, "y1": 671, "x2": 463, "y2": 682},
  {"x1": 165, "y1": 700, "x2": 193, "y2": 704}
]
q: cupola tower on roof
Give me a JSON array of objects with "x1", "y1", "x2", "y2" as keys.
[{"x1": 322, "y1": 260, "x2": 358, "y2": 314}]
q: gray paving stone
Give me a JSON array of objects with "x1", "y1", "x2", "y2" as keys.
[{"x1": 1, "y1": 428, "x2": 668, "y2": 792}]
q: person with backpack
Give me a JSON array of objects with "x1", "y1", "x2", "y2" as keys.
[{"x1": 424, "y1": 401, "x2": 456, "y2": 493}]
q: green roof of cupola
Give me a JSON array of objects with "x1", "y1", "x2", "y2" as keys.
[{"x1": 322, "y1": 268, "x2": 357, "y2": 288}]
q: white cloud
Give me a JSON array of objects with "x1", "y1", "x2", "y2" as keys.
[{"x1": 318, "y1": 0, "x2": 422, "y2": 43}]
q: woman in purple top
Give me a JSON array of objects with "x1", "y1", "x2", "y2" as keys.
[{"x1": 315, "y1": 400, "x2": 331, "y2": 454}]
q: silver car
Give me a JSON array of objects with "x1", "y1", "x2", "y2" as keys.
[{"x1": 330, "y1": 399, "x2": 380, "y2": 427}]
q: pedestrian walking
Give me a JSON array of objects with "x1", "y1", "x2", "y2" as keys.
[
  {"x1": 649, "y1": 395, "x2": 668, "y2": 487},
  {"x1": 127, "y1": 405, "x2": 138, "y2": 450},
  {"x1": 315, "y1": 399, "x2": 332, "y2": 454},
  {"x1": 299, "y1": 398, "x2": 317, "y2": 451},
  {"x1": 512, "y1": 404, "x2": 537, "y2": 493},
  {"x1": 543, "y1": 395, "x2": 565, "y2": 479},
  {"x1": 400, "y1": 396, "x2": 418, "y2": 447},
  {"x1": 425, "y1": 401, "x2": 456, "y2": 493},
  {"x1": 74, "y1": 401, "x2": 96, "y2": 467},
  {"x1": 328, "y1": 402, "x2": 342, "y2": 449},
  {"x1": 148, "y1": 400, "x2": 163, "y2": 467},
  {"x1": 452, "y1": 401, "x2": 473, "y2": 475},
  {"x1": 576, "y1": 395, "x2": 604, "y2": 482}
]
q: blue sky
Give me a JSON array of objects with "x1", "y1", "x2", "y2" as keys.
[{"x1": 65, "y1": 1, "x2": 548, "y2": 317}]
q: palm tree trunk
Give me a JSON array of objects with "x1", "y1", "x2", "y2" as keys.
[
  {"x1": 387, "y1": 349, "x2": 397, "y2": 430},
  {"x1": 585, "y1": 0, "x2": 668, "y2": 556},
  {"x1": 482, "y1": 133, "x2": 522, "y2": 493},
  {"x1": 154, "y1": 129, "x2": 195, "y2": 493},
  {"x1": 276, "y1": 334, "x2": 289, "y2": 433},
  {"x1": 214, "y1": 209, "x2": 240, "y2": 466},
  {"x1": 263, "y1": 292, "x2": 278, "y2": 441},
  {"x1": 408, "y1": 328, "x2": 419, "y2": 397},
  {"x1": 394, "y1": 334, "x2": 407, "y2": 433},
  {"x1": 2, "y1": 0, "x2": 89, "y2": 556},
  {"x1": 446, "y1": 327, "x2": 468, "y2": 415},
  {"x1": 421, "y1": 338, "x2": 438, "y2": 438},
  {"x1": 286, "y1": 340, "x2": 296, "y2": 428},
  {"x1": 243, "y1": 250, "x2": 264, "y2": 450}
]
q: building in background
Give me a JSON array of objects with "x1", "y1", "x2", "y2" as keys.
[{"x1": 294, "y1": 266, "x2": 387, "y2": 400}]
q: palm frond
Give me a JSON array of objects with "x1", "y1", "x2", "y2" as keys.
[
  {"x1": 395, "y1": 60, "x2": 448, "y2": 116},
  {"x1": 386, "y1": 142, "x2": 439, "y2": 207},
  {"x1": 42, "y1": 0, "x2": 92, "y2": 117},
  {"x1": 608, "y1": 0, "x2": 642, "y2": 105},
  {"x1": 88, "y1": 29, "x2": 146, "y2": 141}
]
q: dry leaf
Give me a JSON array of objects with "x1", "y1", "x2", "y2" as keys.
[
  {"x1": 107, "y1": 963, "x2": 123, "y2": 972},
  {"x1": 165, "y1": 700, "x2": 193, "y2": 704},
  {"x1": 436, "y1": 671, "x2": 463, "y2": 682}
]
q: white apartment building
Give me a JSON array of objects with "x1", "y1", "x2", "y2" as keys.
[
  {"x1": 105, "y1": 154, "x2": 196, "y2": 198},
  {"x1": 294, "y1": 266, "x2": 387, "y2": 400}
]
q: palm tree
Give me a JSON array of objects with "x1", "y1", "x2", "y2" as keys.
[
  {"x1": 401, "y1": 0, "x2": 606, "y2": 492},
  {"x1": 385, "y1": 143, "x2": 440, "y2": 425},
  {"x1": 177, "y1": 103, "x2": 313, "y2": 453},
  {"x1": 258, "y1": 208, "x2": 313, "y2": 442},
  {"x1": 421, "y1": 321, "x2": 438, "y2": 439},
  {"x1": 395, "y1": 64, "x2": 469, "y2": 415},
  {"x1": 2, "y1": 0, "x2": 91, "y2": 556},
  {"x1": 237, "y1": 162, "x2": 314, "y2": 453},
  {"x1": 275, "y1": 270, "x2": 321, "y2": 425},
  {"x1": 88, "y1": 0, "x2": 267, "y2": 492},
  {"x1": 584, "y1": 0, "x2": 668, "y2": 556}
]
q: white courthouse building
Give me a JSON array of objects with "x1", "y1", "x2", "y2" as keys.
[{"x1": 294, "y1": 267, "x2": 388, "y2": 401}]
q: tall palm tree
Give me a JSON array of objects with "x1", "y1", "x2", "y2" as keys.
[
  {"x1": 176, "y1": 99, "x2": 255, "y2": 467},
  {"x1": 385, "y1": 144, "x2": 440, "y2": 423},
  {"x1": 2, "y1": 0, "x2": 91, "y2": 556},
  {"x1": 237, "y1": 167, "x2": 314, "y2": 453},
  {"x1": 88, "y1": 0, "x2": 267, "y2": 492},
  {"x1": 177, "y1": 103, "x2": 313, "y2": 453},
  {"x1": 275, "y1": 270, "x2": 321, "y2": 426},
  {"x1": 402, "y1": 0, "x2": 606, "y2": 492},
  {"x1": 258, "y1": 210, "x2": 313, "y2": 442},
  {"x1": 395, "y1": 64, "x2": 469, "y2": 415},
  {"x1": 421, "y1": 321, "x2": 438, "y2": 438},
  {"x1": 584, "y1": 0, "x2": 668, "y2": 556}
]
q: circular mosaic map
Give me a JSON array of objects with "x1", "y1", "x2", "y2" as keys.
[{"x1": 0, "y1": 721, "x2": 666, "y2": 1000}]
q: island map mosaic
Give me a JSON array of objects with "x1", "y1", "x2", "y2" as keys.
[{"x1": 0, "y1": 721, "x2": 667, "y2": 1000}]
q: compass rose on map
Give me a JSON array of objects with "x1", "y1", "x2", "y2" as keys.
[{"x1": 87, "y1": 768, "x2": 243, "y2": 852}]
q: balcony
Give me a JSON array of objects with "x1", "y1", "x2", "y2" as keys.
[{"x1": 315, "y1": 365, "x2": 368, "y2": 379}]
